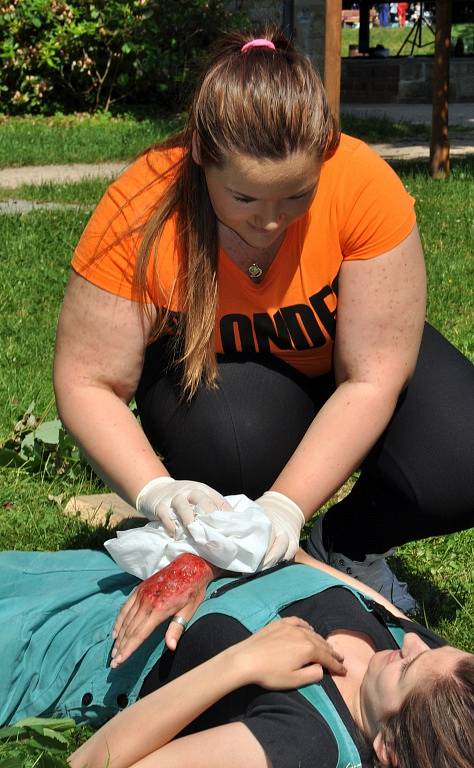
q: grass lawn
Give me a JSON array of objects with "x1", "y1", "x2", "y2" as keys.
[
  {"x1": 0, "y1": 137, "x2": 473, "y2": 763},
  {"x1": 0, "y1": 112, "x2": 182, "y2": 168},
  {"x1": 1, "y1": 111, "x2": 469, "y2": 170},
  {"x1": 0, "y1": 177, "x2": 111, "y2": 205}
]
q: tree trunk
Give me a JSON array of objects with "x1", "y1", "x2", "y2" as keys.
[{"x1": 430, "y1": 0, "x2": 452, "y2": 178}]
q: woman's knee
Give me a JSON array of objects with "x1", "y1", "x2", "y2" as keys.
[
  {"x1": 137, "y1": 351, "x2": 318, "y2": 497},
  {"x1": 364, "y1": 323, "x2": 474, "y2": 524}
]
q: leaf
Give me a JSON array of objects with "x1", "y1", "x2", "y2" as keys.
[
  {"x1": 26, "y1": 727, "x2": 68, "y2": 745},
  {"x1": 33, "y1": 420, "x2": 62, "y2": 446},
  {"x1": 20, "y1": 431, "x2": 35, "y2": 455},
  {"x1": 0, "y1": 757, "x2": 24, "y2": 768},
  {"x1": 14, "y1": 717, "x2": 76, "y2": 733},
  {"x1": 36, "y1": 754, "x2": 66, "y2": 768},
  {"x1": 21, "y1": 733, "x2": 67, "y2": 752},
  {"x1": 0, "y1": 448, "x2": 26, "y2": 468}
]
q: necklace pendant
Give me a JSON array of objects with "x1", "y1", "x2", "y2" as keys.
[{"x1": 248, "y1": 262, "x2": 263, "y2": 281}]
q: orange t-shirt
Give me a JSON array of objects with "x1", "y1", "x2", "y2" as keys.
[{"x1": 72, "y1": 134, "x2": 416, "y2": 377}]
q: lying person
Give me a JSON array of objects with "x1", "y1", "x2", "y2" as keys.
[{"x1": 1, "y1": 547, "x2": 472, "y2": 768}]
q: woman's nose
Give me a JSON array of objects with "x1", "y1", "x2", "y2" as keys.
[
  {"x1": 253, "y1": 204, "x2": 284, "y2": 229},
  {"x1": 402, "y1": 632, "x2": 429, "y2": 656}
]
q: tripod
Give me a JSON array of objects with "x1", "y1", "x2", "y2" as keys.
[{"x1": 397, "y1": 2, "x2": 435, "y2": 56}]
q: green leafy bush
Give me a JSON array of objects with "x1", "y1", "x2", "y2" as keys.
[
  {"x1": 0, "y1": 717, "x2": 79, "y2": 767},
  {"x1": 0, "y1": 0, "x2": 241, "y2": 114},
  {"x1": 0, "y1": 401, "x2": 94, "y2": 480}
]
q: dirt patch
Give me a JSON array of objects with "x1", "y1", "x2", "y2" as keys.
[{"x1": 0, "y1": 161, "x2": 126, "y2": 188}]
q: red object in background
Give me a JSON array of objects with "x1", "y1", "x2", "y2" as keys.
[{"x1": 397, "y1": 2, "x2": 409, "y2": 27}]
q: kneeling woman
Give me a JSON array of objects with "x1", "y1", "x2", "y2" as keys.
[{"x1": 1, "y1": 549, "x2": 472, "y2": 768}]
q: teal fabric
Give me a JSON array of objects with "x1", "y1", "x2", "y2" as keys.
[
  {"x1": 0, "y1": 549, "x2": 168, "y2": 726},
  {"x1": 0, "y1": 551, "x2": 406, "y2": 767}
]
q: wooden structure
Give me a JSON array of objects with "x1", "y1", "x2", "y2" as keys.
[
  {"x1": 341, "y1": 4, "x2": 377, "y2": 32},
  {"x1": 241, "y1": 0, "x2": 455, "y2": 177},
  {"x1": 292, "y1": 0, "x2": 343, "y2": 123},
  {"x1": 430, "y1": 0, "x2": 452, "y2": 178},
  {"x1": 323, "y1": 0, "x2": 342, "y2": 122},
  {"x1": 349, "y1": 0, "x2": 453, "y2": 177}
]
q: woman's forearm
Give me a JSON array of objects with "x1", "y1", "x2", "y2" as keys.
[
  {"x1": 275, "y1": 228, "x2": 426, "y2": 519},
  {"x1": 56, "y1": 383, "x2": 168, "y2": 505},
  {"x1": 69, "y1": 647, "x2": 246, "y2": 768},
  {"x1": 271, "y1": 380, "x2": 399, "y2": 518}
]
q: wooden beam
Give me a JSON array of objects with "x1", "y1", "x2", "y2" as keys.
[
  {"x1": 324, "y1": 0, "x2": 342, "y2": 122},
  {"x1": 358, "y1": 0, "x2": 371, "y2": 54},
  {"x1": 430, "y1": 0, "x2": 452, "y2": 178}
]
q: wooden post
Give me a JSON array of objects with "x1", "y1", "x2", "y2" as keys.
[
  {"x1": 358, "y1": 0, "x2": 371, "y2": 54},
  {"x1": 430, "y1": 0, "x2": 452, "y2": 178},
  {"x1": 324, "y1": 0, "x2": 342, "y2": 122}
]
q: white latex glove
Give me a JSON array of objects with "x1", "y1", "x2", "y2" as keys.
[
  {"x1": 255, "y1": 491, "x2": 305, "y2": 569},
  {"x1": 136, "y1": 477, "x2": 230, "y2": 536}
]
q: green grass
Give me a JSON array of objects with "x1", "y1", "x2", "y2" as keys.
[
  {"x1": 0, "y1": 112, "x2": 182, "y2": 168},
  {"x1": 0, "y1": 208, "x2": 89, "y2": 435},
  {"x1": 399, "y1": 159, "x2": 474, "y2": 358},
  {"x1": 341, "y1": 22, "x2": 474, "y2": 57},
  {"x1": 1, "y1": 112, "x2": 470, "y2": 177},
  {"x1": 0, "y1": 177, "x2": 111, "y2": 205},
  {"x1": 0, "y1": 150, "x2": 473, "y2": 762}
]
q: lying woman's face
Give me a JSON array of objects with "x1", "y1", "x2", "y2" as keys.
[{"x1": 360, "y1": 632, "x2": 470, "y2": 734}]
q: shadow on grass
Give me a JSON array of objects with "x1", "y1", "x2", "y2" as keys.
[
  {"x1": 389, "y1": 156, "x2": 474, "y2": 177},
  {"x1": 62, "y1": 516, "x2": 147, "y2": 551},
  {"x1": 389, "y1": 553, "x2": 462, "y2": 625},
  {"x1": 342, "y1": 113, "x2": 432, "y2": 142}
]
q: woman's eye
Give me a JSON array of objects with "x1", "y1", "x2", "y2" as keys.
[
  {"x1": 400, "y1": 657, "x2": 415, "y2": 677},
  {"x1": 233, "y1": 196, "x2": 253, "y2": 204},
  {"x1": 289, "y1": 191, "x2": 311, "y2": 201}
]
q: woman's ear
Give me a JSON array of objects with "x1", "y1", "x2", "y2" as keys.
[
  {"x1": 373, "y1": 731, "x2": 398, "y2": 766},
  {"x1": 191, "y1": 131, "x2": 202, "y2": 165}
]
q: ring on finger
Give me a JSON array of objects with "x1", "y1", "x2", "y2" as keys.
[{"x1": 170, "y1": 614, "x2": 188, "y2": 630}]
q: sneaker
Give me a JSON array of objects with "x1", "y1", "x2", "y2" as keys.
[{"x1": 307, "y1": 515, "x2": 418, "y2": 615}]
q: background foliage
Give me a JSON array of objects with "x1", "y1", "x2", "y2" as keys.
[{"x1": 0, "y1": 0, "x2": 239, "y2": 114}]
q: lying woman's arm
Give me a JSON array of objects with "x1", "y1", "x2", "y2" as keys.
[
  {"x1": 295, "y1": 547, "x2": 409, "y2": 620},
  {"x1": 69, "y1": 618, "x2": 345, "y2": 768}
]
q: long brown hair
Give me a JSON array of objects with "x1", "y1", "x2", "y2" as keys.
[
  {"x1": 133, "y1": 25, "x2": 340, "y2": 399},
  {"x1": 376, "y1": 654, "x2": 474, "y2": 768}
]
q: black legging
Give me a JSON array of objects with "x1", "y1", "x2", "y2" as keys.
[{"x1": 136, "y1": 323, "x2": 474, "y2": 557}]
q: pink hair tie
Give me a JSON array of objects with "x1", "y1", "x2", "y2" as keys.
[{"x1": 241, "y1": 38, "x2": 276, "y2": 54}]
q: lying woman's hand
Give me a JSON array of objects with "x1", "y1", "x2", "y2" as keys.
[
  {"x1": 231, "y1": 617, "x2": 346, "y2": 690},
  {"x1": 111, "y1": 553, "x2": 221, "y2": 667}
]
